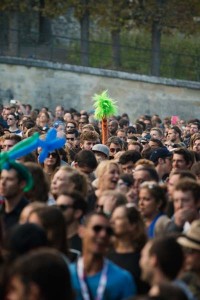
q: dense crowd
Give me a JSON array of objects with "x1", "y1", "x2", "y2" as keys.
[{"x1": 0, "y1": 100, "x2": 199, "y2": 300}]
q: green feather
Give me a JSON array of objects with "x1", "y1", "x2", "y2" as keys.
[{"x1": 93, "y1": 90, "x2": 117, "y2": 120}]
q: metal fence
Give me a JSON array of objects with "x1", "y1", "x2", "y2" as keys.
[{"x1": 0, "y1": 27, "x2": 200, "y2": 82}]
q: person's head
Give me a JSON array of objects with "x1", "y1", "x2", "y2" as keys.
[
  {"x1": 149, "y1": 147, "x2": 172, "y2": 175},
  {"x1": 28, "y1": 206, "x2": 68, "y2": 255},
  {"x1": 111, "y1": 205, "x2": 147, "y2": 251},
  {"x1": 74, "y1": 149, "x2": 98, "y2": 175},
  {"x1": 172, "y1": 179, "x2": 200, "y2": 213},
  {"x1": 55, "y1": 105, "x2": 64, "y2": 119},
  {"x1": 108, "y1": 120, "x2": 118, "y2": 135},
  {"x1": 139, "y1": 182, "x2": 167, "y2": 219},
  {"x1": 127, "y1": 126, "x2": 137, "y2": 138},
  {"x1": 119, "y1": 118, "x2": 129, "y2": 130},
  {"x1": 1, "y1": 133, "x2": 21, "y2": 152},
  {"x1": 96, "y1": 160, "x2": 121, "y2": 192},
  {"x1": 116, "y1": 129, "x2": 127, "y2": 142},
  {"x1": 56, "y1": 191, "x2": 87, "y2": 225},
  {"x1": 0, "y1": 166, "x2": 30, "y2": 200},
  {"x1": 140, "y1": 237, "x2": 184, "y2": 284},
  {"x1": 5, "y1": 223, "x2": 48, "y2": 261},
  {"x1": 148, "y1": 138, "x2": 164, "y2": 150},
  {"x1": 92, "y1": 144, "x2": 109, "y2": 163},
  {"x1": 6, "y1": 248, "x2": 74, "y2": 300},
  {"x1": 150, "y1": 128, "x2": 163, "y2": 140},
  {"x1": 79, "y1": 212, "x2": 113, "y2": 257},
  {"x1": 167, "y1": 126, "x2": 182, "y2": 142},
  {"x1": 63, "y1": 112, "x2": 72, "y2": 123},
  {"x1": 66, "y1": 128, "x2": 79, "y2": 148},
  {"x1": 107, "y1": 136, "x2": 123, "y2": 158},
  {"x1": 133, "y1": 166, "x2": 159, "y2": 195},
  {"x1": 51, "y1": 166, "x2": 88, "y2": 199},
  {"x1": 191, "y1": 136, "x2": 200, "y2": 154},
  {"x1": 172, "y1": 148, "x2": 194, "y2": 171},
  {"x1": 7, "y1": 113, "x2": 19, "y2": 128},
  {"x1": 127, "y1": 141, "x2": 143, "y2": 153},
  {"x1": 189, "y1": 121, "x2": 200, "y2": 136},
  {"x1": 167, "y1": 170, "x2": 196, "y2": 198},
  {"x1": 23, "y1": 162, "x2": 49, "y2": 203},
  {"x1": 41, "y1": 149, "x2": 61, "y2": 172},
  {"x1": 20, "y1": 202, "x2": 46, "y2": 224},
  {"x1": 65, "y1": 120, "x2": 77, "y2": 130},
  {"x1": 97, "y1": 190, "x2": 127, "y2": 216},
  {"x1": 118, "y1": 150, "x2": 141, "y2": 174},
  {"x1": 80, "y1": 130, "x2": 99, "y2": 150},
  {"x1": 177, "y1": 220, "x2": 200, "y2": 273},
  {"x1": 191, "y1": 161, "x2": 200, "y2": 180},
  {"x1": 117, "y1": 173, "x2": 134, "y2": 194},
  {"x1": 38, "y1": 111, "x2": 50, "y2": 126}
]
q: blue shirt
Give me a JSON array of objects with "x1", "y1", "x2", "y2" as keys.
[{"x1": 70, "y1": 259, "x2": 137, "y2": 300}]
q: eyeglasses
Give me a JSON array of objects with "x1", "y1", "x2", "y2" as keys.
[
  {"x1": 48, "y1": 152, "x2": 57, "y2": 158},
  {"x1": 110, "y1": 148, "x2": 121, "y2": 153},
  {"x1": 67, "y1": 137, "x2": 75, "y2": 141},
  {"x1": 56, "y1": 204, "x2": 74, "y2": 211},
  {"x1": 92, "y1": 224, "x2": 114, "y2": 236}
]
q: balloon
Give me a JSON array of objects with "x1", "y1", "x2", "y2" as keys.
[{"x1": 38, "y1": 128, "x2": 66, "y2": 163}]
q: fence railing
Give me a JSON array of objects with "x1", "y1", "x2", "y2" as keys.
[{"x1": 0, "y1": 27, "x2": 200, "y2": 82}]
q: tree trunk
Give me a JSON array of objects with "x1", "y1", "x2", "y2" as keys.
[
  {"x1": 8, "y1": 11, "x2": 19, "y2": 56},
  {"x1": 80, "y1": 8, "x2": 90, "y2": 66},
  {"x1": 111, "y1": 29, "x2": 121, "y2": 68},
  {"x1": 151, "y1": 20, "x2": 161, "y2": 76}
]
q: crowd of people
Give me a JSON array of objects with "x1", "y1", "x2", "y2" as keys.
[{"x1": 0, "y1": 100, "x2": 199, "y2": 300}]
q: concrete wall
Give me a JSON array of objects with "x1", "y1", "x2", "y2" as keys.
[{"x1": 0, "y1": 57, "x2": 200, "y2": 122}]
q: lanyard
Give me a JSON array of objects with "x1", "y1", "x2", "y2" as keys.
[{"x1": 77, "y1": 257, "x2": 108, "y2": 300}]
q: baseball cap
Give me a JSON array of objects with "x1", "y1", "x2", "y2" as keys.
[
  {"x1": 150, "y1": 147, "x2": 172, "y2": 163},
  {"x1": 92, "y1": 144, "x2": 109, "y2": 158}
]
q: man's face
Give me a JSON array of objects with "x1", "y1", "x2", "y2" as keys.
[
  {"x1": 108, "y1": 121, "x2": 118, "y2": 134},
  {"x1": 172, "y1": 154, "x2": 189, "y2": 171},
  {"x1": 109, "y1": 143, "x2": 121, "y2": 157},
  {"x1": 173, "y1": 190, "x2": 197, "y2": 213},
  {"x1": 80, "y1": 215, "x2": 112, "y2": 256},
  {"x1": 140, "y1": 241, "x2": 154, "y2": 283},
  {"x1": 1, "y1": 139, "x2": 17, "y2": 152},
  {"x1": 167, "y1": 174, "x2": 180, "y2": 198},
  {"x1": 189, "y1": 124, "x2": 199, "y2": 135},
  {"x1": 162, "y1": 157, "x2": 172, "y2": 174},
  {"x1": 133, "y1": 169, "x2": 151, "y2": 191},
  {"x1": 183, "y1": 248, "x2": 200, "y2": 273},
  {"x1": 55, "y1": 106, "x2": 64, "y2": 118},
  {"x1": 56, "y1": 195, "x2": 75, "y2": 225},
  {"x1": 66, "y1": 133, "x2": 75, "y2": 148},
  {"x1": 121, "y1": 161, "x2": 134, "y2": 174},
  {"x1": 193, "y1": 139, "x2": 200, "y2": 154},
  {"x1": 117, "y1": 131, "x2": 127, "y2": 142},
  {"x1": 149, "y1": 141, "x2": 160, "y2": 149},
  {"x1": 81, "y1": 140, "x2": 97, "y2": 150},
  {"x1": 167, "y1": 129, "x2": 177, "y2": 142},
  {"x1": 0, "y1": 169, "x2": 24, "y2": 199},
  {"x1": 7, "y1": 115, "x2": 17, "y2": 127},
  {"x1": 150, "y1": 130, "x2": 161, "y2": 140},
  {"x1": 2, "y1": 109, "x2": 11, "y2": 121}
]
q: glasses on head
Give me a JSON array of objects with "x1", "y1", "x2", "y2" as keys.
[
  {"x1": 56, "y1": 204, "x2": 74, "y2": 211},
  {"x1": 67, "y1": 137, "x2": 75, "y2": 141},
  {"x1": 92, "y1": 224, "x2": 114, "y2": 236},
  {"x1": 110, "y1": 148, "x2": 121, "y2": 153},
  {"x1": 48, "y1": 152, "x2": 57, "y2": 158}
]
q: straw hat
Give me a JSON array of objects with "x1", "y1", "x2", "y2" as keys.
[{"x1": 177, "y1": 220, "x2": 200, "y2": 251}]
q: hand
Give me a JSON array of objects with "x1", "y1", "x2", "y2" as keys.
[{"x1": 174, "y1": 208, "x2": 197, "y2": 227}]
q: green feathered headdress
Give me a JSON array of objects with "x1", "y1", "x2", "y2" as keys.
[{"x1": 93, "y1": 90, "x2": 117, "y2": 120}]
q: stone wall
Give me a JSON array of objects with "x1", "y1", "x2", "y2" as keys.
[{"x1": 0, "y1": 57, "x2": 200, "y2": 121}]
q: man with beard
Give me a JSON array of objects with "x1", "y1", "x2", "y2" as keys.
[{"x1": 56, "y1": 191, "x2": 87, "y2": 255}]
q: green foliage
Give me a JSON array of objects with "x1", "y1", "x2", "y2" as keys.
[{"x1": 93, "y1": 90, "x2": 118, "y2": 120}]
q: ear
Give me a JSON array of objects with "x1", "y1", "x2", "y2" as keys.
[
  {"x1": 74, "y1": 162, "x2": 78, "y2": 169},
  {"x1": 74, "y1": 209, "x2": 83, "y2": 221},
  {"x1": 19, "y1": 180, "x2": 26, "y2": 191},
  {"x1": 28, "y1": 282, "x2": 41, "y2": 300},
  {"x1": 158, "y1": 158, "x2": 164, "y2": 165},
  {"x1": 78, "y1": 224, "x2": 85, "y2": 238}
]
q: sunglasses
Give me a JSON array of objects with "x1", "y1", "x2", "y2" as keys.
[
  {"x1": 48, "y1": 152, "x2": 57, "y2": 158},
  {"x1": 67, "y1": 137, "x2": 75, "y2": 141},
  {"x1": 110, "y1": 148, "x2": 121, "y2": 153},
  {"x1": 67, "y1": 126, "x2": 75, "y2": 129},
  {"x1": 56, "y1": 204, "x2": 74, "y2": 211},
  {"x1": 7, "y1": 118, "x2": 15, "y2": 121},
  {"x1": 79, "y1": 122, "x2": 86, "y2": 125},
  {"x1": 92, "y1": 224, "x2": 114, "y2": 236}
]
